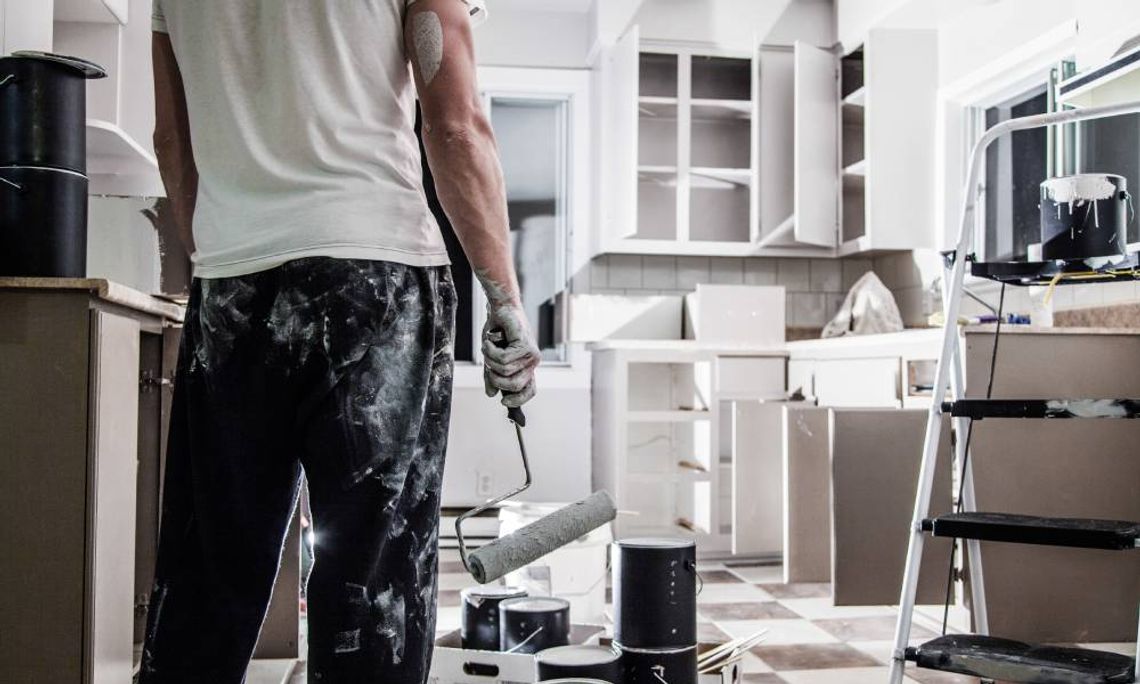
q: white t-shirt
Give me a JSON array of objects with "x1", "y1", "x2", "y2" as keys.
[{"x1": 153, "y1": 0, "x2": 486, "y2": 278}]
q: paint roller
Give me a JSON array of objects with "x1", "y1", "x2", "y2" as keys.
[{"x1": 456, "y1": 404, "x2": 617, "y2": 585}]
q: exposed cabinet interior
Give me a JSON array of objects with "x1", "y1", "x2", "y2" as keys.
[{"x1": 840, "y1": 47, "x2": 867, "y2": 245}]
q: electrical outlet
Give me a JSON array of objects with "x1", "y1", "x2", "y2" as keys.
[{"x1": 476, "y1": 471, "x2": 494, "y2": 498}]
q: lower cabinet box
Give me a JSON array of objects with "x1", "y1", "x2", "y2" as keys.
[{"x1": 429, "y1": 624, "x2": 606, "y2": 684}]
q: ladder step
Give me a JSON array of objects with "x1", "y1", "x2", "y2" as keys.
[
  {"x1": 922, "y1": 512, "x2": 1140, "y2": 550},
  {"x1": 943, "y1": 399, "x2": 1140, "y2": 419},
  {"x1": 905, "y1": 635, "x2": 1136, "y2": 683}
]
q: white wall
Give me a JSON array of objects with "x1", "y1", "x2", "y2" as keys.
[
  {"x1": 443, "y1": 361, "x2": 593, "y2": 507},
  {"x1": 836, "y1": 0, "x2": 908, "y2": 52},
  {"x1": 1, "y1": 0, "x2": 54, "y2": 53},
  {"x1": 766, "y1": 0, "x2": 836, "y2": 46},
  {"x1": 474, "y1": 8, "x2": 593, "y2": 68},
  {"x1": 1075, "y1": 0, "x2": 1140, "y2": 68},
  {"x1": 86, "y1": 196, "x2": 162, "y2": 294},
  {"x1": 634, "y1": 0, "x2": 793, "y2": 51},
  {"x1": 937, "y1": 0, "x2": 1074, "y2": 87}
]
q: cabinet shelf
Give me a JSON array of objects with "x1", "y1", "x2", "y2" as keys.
[
  {"x1": 842, "y1": 86, "x2": 866, "y2": 107},
  {"x1": 691, "y1": 167, "x2": 751, "y2": 188},
  {"x1": 86, "y1": 119, "x2": 163, "y2": 196},
  {"x1": 691, "y1": 98, "x2": 754, "y2": 120},
  {"x1": 638, "y1": 96, "x2": 679, "y2": 118},
  {"x1": 842, "y1": 159, "x2": 867, "y2": 177}
]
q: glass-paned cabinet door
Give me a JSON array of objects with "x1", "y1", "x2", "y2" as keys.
[{"x1": 483, "y1": 96, "x2": 570, "y2": 363}]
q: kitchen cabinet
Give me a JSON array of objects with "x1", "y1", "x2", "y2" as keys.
[
  {"x1": 596, "y1": 29, "x2": 835, "y2": 259},
  {"x1": 0, "y1": 278, "x2": 299, "y2": 680},
  {"x1": 53, "y1": 0, "x2": 161, "y2": 196},
  {"x1": 837, "y1": 30, "x2": 938, "y2": 255},
  {"x1": 591, "y1": 341, "x2": 785, "y2": 557}
]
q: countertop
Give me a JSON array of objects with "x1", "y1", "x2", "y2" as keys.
[
  {"x1": 588, "y1": 338, "x2": 787, "y2": 357},
  {"x1": 0, "y1": 277, "x2": 185, "y2": 322}
]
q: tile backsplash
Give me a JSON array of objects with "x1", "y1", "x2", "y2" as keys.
[{"x1": 574, "y1": 255, "x2": 875, "y2": 329}]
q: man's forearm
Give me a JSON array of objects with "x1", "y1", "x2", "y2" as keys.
[
  {"x1": 154, "y1": 138, "x2": 198, "y2": 256},
  {"x1": 152, "y1": 33, "x2": 198, "y2": 257},
  {"x1": 421, "y1": 113, "x2": 519, "y2": 306}
]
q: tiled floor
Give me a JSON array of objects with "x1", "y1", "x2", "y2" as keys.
[{"x1": 286, "y1": 551, "x2": 1136, "y2": 684}]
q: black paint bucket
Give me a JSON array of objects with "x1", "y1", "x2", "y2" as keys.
[
  {"x1": 1040, "y1": 174, "x2": 1130, "y2": 260},
  {"x1": 0, "y1": 52, "x2": 106, "y2": 174},
  {"x1": 460, "y1": 585, "x2": 527, "y2": 651},
  {"x1": 0, "y1": 166, "x2": 88, "y2": 278},
  {"x1": 615, "y1": 644, "x2": 698, "y2": 684},
  {"x1": 498, "y1": 596, "x2": 571, "y2": 654},
  {"x1": 613, "y1": 538, "x2": 698, "y2": 649},
  {"x1": 536, "y1": 644, "x2": 621, "y2": 682}
]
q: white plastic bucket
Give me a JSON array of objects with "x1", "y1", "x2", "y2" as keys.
[{"x1": 497, "y1": 502, "x2": 613, "y2": 624}]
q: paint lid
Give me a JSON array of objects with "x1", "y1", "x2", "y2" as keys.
[
  {"x1": 614, "y1": 642, "x2": 699, "y2": 655},
  {"x1": 541, "y1": 680, "x2": 612, "y2": 684},
  {"x1": 5, "y1": 51, "x2": 107, "y2": 79},
  {"x1": 617, "y1": 537, "x2": 696, "y2": 549},
  {"x1": 499, "y1": 596, "x2": 570, "y2": 613},
  {"x1": 461, "y1": 585, "x2": 527, "y2": 601},
  {"x1": 536, "y1": 645, "x2": 621, "y2": 665}
]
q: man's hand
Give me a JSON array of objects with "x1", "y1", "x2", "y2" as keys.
[
  {"x1": 482, "y1": 302, "x2": 540, "y2": 408},
  {"x1": 405, "y1": 1, "x2": 540, "y2": 407}
]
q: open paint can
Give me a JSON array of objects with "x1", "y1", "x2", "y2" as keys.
[
  {"x1": 615, "y1": 643, "x2": 698, "y2": 684},
  {"x1": 498, "y1": 596, "x2": 571, "y2": 653},
  {"x1": 1040, "y1": 173, "x2": 1130, "y2": 260},
  {"x1": 460, "y1": 585, "x2": 527, "y2": 651},
  {"x1": 613, "y1": 538, "x2": 698, "y2": 649},
  {"x1": 541, "y1": 680, "x2": 613, "y2": 684},
  {"x1": 536, "y1": 644, "x2": 621, "y2": 682}
]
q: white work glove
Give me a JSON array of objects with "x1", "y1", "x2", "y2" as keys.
[{"x1": 482, "y1": 303, "x2": 541, "y2": 408}]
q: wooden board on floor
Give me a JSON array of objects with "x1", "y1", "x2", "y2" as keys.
[
  {"x1": 830, "y1": 409, "x2": 954, "y2": 606},
  {"x1": 782, "y1": 406, "x2": 832, "y2": 583}
]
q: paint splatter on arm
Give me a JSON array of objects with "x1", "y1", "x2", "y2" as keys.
[{"x1": 405, "y1": 0, "x2": 539, "y2": 407}]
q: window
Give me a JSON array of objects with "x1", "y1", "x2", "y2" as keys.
[{"x1": 974, "y1": 61, "x2": 1140, "y2": 262}]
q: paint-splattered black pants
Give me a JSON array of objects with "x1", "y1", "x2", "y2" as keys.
[{"x1": 139, "y1": 258, "x2": 456, "y2": 684}]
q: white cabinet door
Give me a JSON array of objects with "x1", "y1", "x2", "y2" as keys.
[
  {"x1": 600, "y1": 26, "x2": 640, "y2": 247},
  {"x1": 864, "y1": 28, "x2": 937, "y2": 251},
  {"x1": 793, "y1": 42, "x2": 839, "y2": 247},
  {"x1": 731, "y1": 401, "x2": 784, "y2": 556}
]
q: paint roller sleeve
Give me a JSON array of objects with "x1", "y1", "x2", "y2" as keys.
[{"x1": 467, "y1": 491, "x2": 618, "y2": 585}]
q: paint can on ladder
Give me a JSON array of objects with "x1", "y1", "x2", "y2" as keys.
[{"x1": 1040, "y1": 173, "x2": 1130, "y2": 261}]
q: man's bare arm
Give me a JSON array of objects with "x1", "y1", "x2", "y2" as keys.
[
  {"x1": 152, "y1": 32, "x2": 198, "y2": 256},
  {"x1": 406, "y1": 0, "x2": 540, "y2": 407}
]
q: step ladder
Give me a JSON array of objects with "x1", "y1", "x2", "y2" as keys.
[{"x1": 889, "y1": 100, "x2": 1140, "y2": 684}]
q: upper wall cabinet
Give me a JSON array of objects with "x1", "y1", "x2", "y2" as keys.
[
  {"x1": 837, "y1": 28, "x2": 938, "y2": 255},
  {"x1": 595, "y1": 27, "x2": 836, "y2": 259},
  {"x1": 54, "y1": 0, "x2": 161, "y2": 196}
]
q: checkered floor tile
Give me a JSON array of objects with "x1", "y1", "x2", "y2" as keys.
[{"x1": 284, "y1": 551, "x2": 1132, "y2": 684}]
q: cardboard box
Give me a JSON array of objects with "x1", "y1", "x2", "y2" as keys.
[{"x1": 429, "y1": 624, "x2": 606, "y2": 684}]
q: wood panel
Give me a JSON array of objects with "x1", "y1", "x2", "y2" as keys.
[
  {"x1": 0, "y1": 291, "x2": 92, "y2": 682},
  {"x1": 88, "y1": 311, "x2": 140, "y2": 684},
  {"x1": 782, "y1": 406, "x2": 832, "y2": 583},
  {"x1": 831, "y1": 409, "x2": 953, "y2": 606},
  {"x1": 965, "y1": 330, "x2": 1140, "y2": 642}
]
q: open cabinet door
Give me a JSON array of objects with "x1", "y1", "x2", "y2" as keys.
[
  {"x1": 731, "y1": 401, "x2": 784, "y2": 556},
  {"x1": 601, "y1": 26, "x2": 640, "y2": 245},
  {"x1": 793, "y1": 41, "x2": 839, "y2": 247}
]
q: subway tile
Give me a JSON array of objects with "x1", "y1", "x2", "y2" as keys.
[
  {"x1": 677, "y1": 256, "x2": 712, "y2": 289},
  {"x1": 789, "y1": 292, "x2": 828, "y2": 326},
  {"x1": 570, "y1": 264, "x2": 591, "y2": 294},
  {"x1": 607, "y1": 254, "x2": 644, "y2": 289},
  {"x1": 624, "y1": 288, "x2": 667, "y2": 297},
  {"x1": 744, "y1": 259, "x2": 779, "y2": 286},
  {"x1": 778, "y1": 259, "x2": 811, "y2": 292},
  {"x1": 894, "y1": 286, "x2": 926, "y2": 327},
  {"x1": 590, "y1": 288, "x2": 628, "y2": 296},
  {"x1": 642, "y1": 255, "x2": 678, "y2": 290},
  {"x1": 590, "y1": 255, "x2": 609, "y2": 289},
  {"x1": 809, "y1": 259, "x2": 842, "y2": 293},
  {"x1": 871, "y1": 255, "x2": 899, "y2": 289},
  {"x1": 841, "y1": 258, "x2": 872, "y2": 291},
  {"x1": 826, "y1": 293, "x2": 847, "y2": 322},
  {"x1": 1071, "y1": 283, "x2": 1105, "y2": 309},
  {"x1": 710, "y1": 258, "x2": 745, "y2": 284}
]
